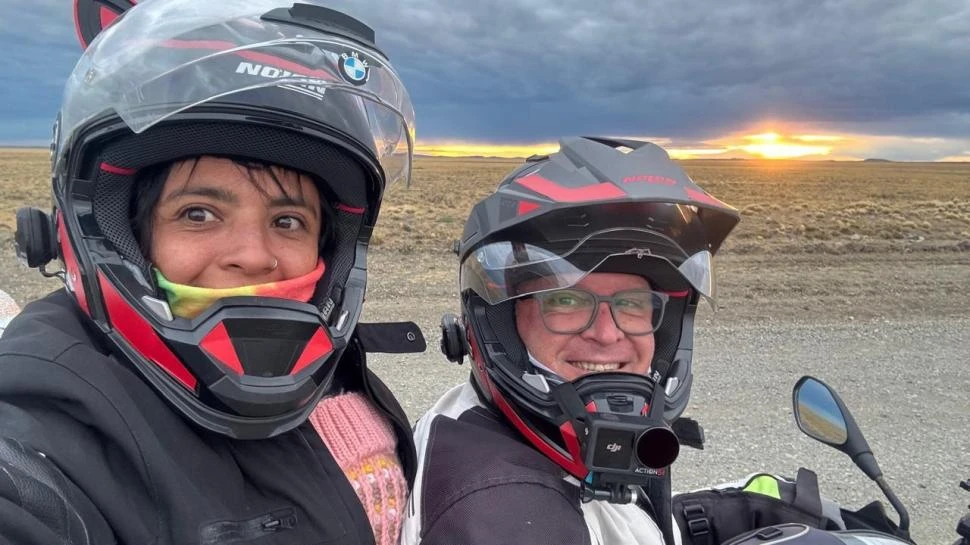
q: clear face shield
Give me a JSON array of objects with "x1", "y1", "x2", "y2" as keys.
[
  {"x1": 460, "y1": 228, "x2": 717, "y2": 308},
  {"x1": 57, "y1": 0, "x2": 415, "y2": 187}
]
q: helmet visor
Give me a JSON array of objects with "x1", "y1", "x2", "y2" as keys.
[
  {"x1": 461, "y1": 227, "x2": 717, "y2": 305},
  {"x1": 60, "y1": 0, "x2": 414, "y2": 186}
]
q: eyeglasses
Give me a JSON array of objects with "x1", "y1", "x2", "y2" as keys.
[{"x1": 529, "y1": 288, "x2": 669, "y2": 336}]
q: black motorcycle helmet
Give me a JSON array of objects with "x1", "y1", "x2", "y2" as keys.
[
  {"x1": 15, "y1": 0, "x2": 415, "y2": 439},
  {"x1": 445, "y1": 137, "x2": 739, "y2": 478}
]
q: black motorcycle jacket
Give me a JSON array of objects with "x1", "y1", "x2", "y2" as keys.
[
  {"x1": 401, "y1": 382, "x2": 667, "y2": 545},
  {"x1": 0, "y1": 289, "x2": 416, "y2": 545}
]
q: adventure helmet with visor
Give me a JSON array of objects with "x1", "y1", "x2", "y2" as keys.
[
  {"x1": 442, "y1": 136, "x2": 740, "y2": 481},
  {"x1": 16, "y1": 0, "x2": 415, "y2": 439}
]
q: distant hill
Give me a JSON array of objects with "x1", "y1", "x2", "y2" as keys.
[{"x1": 863, "y1": 158, "x2": 893, "y2": 162}]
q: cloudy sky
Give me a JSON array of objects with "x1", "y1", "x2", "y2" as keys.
[{"x1": 2, "y1": 0, "x2": 969, "y2": 160}]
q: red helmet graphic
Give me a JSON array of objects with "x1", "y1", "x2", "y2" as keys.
[
  {"x1": 449, "y1": 136, "x2": 739, "y2": 478},
  {"x1": 19, "y1": 0, "x2": 415, "y2": 439}
]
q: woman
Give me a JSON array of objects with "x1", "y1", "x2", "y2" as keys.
[{"x1": 0, "y1": 1, "x2": 417, "y2": 544}]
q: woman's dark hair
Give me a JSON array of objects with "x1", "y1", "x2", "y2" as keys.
[{"x1": 130, "y1": 156, "x2": 335, "y2": 260}]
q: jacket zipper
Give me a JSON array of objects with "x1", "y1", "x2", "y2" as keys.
[{"x1": 199, "y1": 508, "x2": 297, "y2": 545}]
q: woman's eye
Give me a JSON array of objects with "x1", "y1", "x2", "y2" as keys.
[
  {"x1": 274, "y1": 215, "x2": 305, "y2": 231},
  {"x1": 183, "y1": 208, "x2": 216, "y2": 223}
]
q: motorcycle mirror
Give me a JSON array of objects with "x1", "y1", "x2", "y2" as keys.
[
  {"x1": 792, "y1": 376, "x2": 849, "y2": 446},
  {"x1": 792, "y1": 376, "x2": 910, "y2": 536},
  {"x1": 793, "y1": 376, "x2": 879, "y2": 476}
]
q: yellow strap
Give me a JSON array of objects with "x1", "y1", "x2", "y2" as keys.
[{"x1": 743, "y1": 475, "x2": 781, "y2": 499}]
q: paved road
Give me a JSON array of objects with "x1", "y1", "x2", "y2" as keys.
[{"x1": 368, "y1": 315, "x2": 969, "y2": 545}]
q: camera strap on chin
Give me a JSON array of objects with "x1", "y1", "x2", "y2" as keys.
[
  {"x1": 552, "y1": 381, "x2": 591, "y2": 440},
  {"x1": 552, "y1": 382, "x2": 622, "y2": 503},
  {"x1": 554, "y1": 379, "x2": 679, "y2": 545}
]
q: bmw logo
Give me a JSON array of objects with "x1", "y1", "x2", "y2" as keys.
[{"x1": 339, "y1": 51, "x2": 370, "y2": 85}]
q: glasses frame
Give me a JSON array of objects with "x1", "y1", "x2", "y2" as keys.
[{"x1": 529, "y1": 288, "x2": 669, "y2": 336}]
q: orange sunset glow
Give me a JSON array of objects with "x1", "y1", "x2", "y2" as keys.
[
  {"x1": 733, "y1": 132, "x2": 837, "y2": 159},
  {"x1": 416, "y1": 131, "x2": 860, "y2": 160},
  {"x1": 415, "y1": 142, "x2": 561, "y2": 158}
]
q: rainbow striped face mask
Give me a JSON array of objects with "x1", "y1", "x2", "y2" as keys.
[{"x1": 154, "y1": 260, "x2": 326, "y2": 319}]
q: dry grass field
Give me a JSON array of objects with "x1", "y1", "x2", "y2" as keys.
[
  {"x1": 1, "y1": 148, "x2": 969, "y2": 323},
  {"x1": 374, "y1": 155, "x2": 970, "y2": 255}
]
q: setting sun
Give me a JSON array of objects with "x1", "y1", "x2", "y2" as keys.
[
  {"x1": 746, "y1": 133, "x2": 782, "y2": 143},
  {"x1": 732, "y1": 132, "x2": 834, "y2": 159},
  {"x1": 738, "y1": 142, "x2": 833, "y2": 159}
]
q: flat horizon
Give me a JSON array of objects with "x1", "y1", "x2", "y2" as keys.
[{"x1": 3, "y1": 146, "x2": 965, "y2": 163}]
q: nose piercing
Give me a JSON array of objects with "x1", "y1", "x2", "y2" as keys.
[{"x1": 270, "y1": 258, "x2": 279, "y2": 270}]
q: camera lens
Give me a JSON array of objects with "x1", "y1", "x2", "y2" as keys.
[{"x1": 635, "y1": 426, "x2": 680, "y2": 469}]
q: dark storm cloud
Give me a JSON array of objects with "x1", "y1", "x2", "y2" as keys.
[
  {"x1": 3, "y1": 0, "x2": 969, "y2": 149},
  {"x1": 333, "y1": 0, "x2": 970, "y2": 141}
]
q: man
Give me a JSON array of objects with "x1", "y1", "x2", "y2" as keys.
[
  {"x1": 402, "y1": 136, "x2": 741, "y2": 545},
  {"x1": 404, "y1": 137, "x2": 873, "y2": 545}
]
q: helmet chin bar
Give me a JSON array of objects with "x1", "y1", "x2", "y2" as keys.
[
  {"x1": 659, "y1": 297, "x2": 698, "y2": 422},
  {"x1": 551, "y1": 374, "x2": 680, "y2": 504},
  {"x1": 457, "y1": 290, "x2": 691, "y2": 503},
  {"x1": 443, "y1": 301, "x2": 698, "y2": 423}
]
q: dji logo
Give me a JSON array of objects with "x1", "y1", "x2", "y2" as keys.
[{"x1": 606, "y1": 443, "x2": 622, "y2": 453}]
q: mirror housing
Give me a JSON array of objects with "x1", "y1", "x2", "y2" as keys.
[{"x1": 792, "y1": 375, "x2": 878, "y2": 480}]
